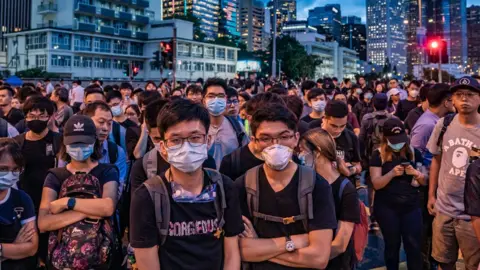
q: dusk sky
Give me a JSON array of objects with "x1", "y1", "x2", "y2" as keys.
[{"x1": 287, "y1": 0, "x2": 480, "y2": 22}]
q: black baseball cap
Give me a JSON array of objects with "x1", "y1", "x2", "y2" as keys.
[
  {"x1": 450, "y1": 76, "x2": 480, "y2": 93},
  {"x1": 63, "y1": 115, "x2": 97, "y2": 145},
  {"x1": 383, "y1": 118, "x2": 408, "y2": 144},
  {"x1": 373, "y1": 93, "x2": 388, "y2": 110}
]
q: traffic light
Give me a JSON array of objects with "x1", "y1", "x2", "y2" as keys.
[
  {"x1": 123, "y1": 64, "x2": 130, "y2": 76},
  {"x1": 132, "y1": 66, "x2": 139, "y2": 77},
  {"x1": 152, "y1": 50, "x2": 160, "y2": 68},
  {"x1": 160, "y1": 41, "x2": 173, "y2": 69},
  {"x1": 427, "y1": 38, "x2": 448, "y2": 64}
]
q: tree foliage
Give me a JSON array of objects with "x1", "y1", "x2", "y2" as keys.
[{"x1": 15, "y1": 68, "x2": 60, "y2": 79}]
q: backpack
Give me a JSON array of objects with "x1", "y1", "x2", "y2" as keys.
[
  {"x1": 111, "y1": 121, "x2": 121, "y2": 147},
  {"x1": 365, "y1": 114, "x2": 392, "y2": 160},
  {"x1": 338, "y1": 179, "x2": 369, "y2": 262},
  {"x1": 436, "y1": 113, "x2": 456, "y2": 148},
  {"x1": 143, "y1": 168, "x2": 227, "y2": 245},
  {"x1": 244, "y1": 165, "x2": 316, "y2": 231},
  {"x1": 107, "y1": 140, "x2": 118, "y2": 164},
  {"x1": 142, "y1": 149, "x2": 158, "y2": 180},
  {"x1": 225, "y1": 116, "x2": 246, "y2": 147},
  {"x1": 0, "y1": 118, "x2": 8, "y2": 138},
  {"x1": 47, "y1": 168, "x2": 116, "y2": 270}
]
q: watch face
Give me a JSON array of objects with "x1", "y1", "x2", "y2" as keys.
[{"x1": 286, "y1": 240, "x2": 295, "y2": 252}]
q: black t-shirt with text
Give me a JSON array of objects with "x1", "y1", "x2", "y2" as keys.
[
  {"x1": 234, "y1": 166, "x2": 337, "y2": 270},
  {"x1": 334, "y1": 128, "x2": 361, "y2": 164},
  {"x1": 130, "y1": 171, "x2": 243, "y2": 270}
]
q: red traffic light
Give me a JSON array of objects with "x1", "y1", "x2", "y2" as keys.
[
  {"x1": 428, "y1": 39, "x2": 441, "y2": 50},
  {"x1": 431, "y1": 41, "x2": 439, "y2": 49},
  {"x1": 133, "y1": 67, "x2": 139, "y2": 73}
]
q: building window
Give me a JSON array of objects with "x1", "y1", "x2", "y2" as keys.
[
  {"x1": 178, "y1": 43, "x2": 190, "y2": 56},
  {"x1": 130, "y1": 42, "x2": 144, "y2": 56},
  {"x1": 205, "y1": 47, "x2": 214, "y2": 59},
  {"x1": 227, "y1": 49, "x2": 235, "y2": 60},
  {"x1": 180, "y1": 61, "x2": 191, "y2": 71},
  {"x1": 227, "y1": 65, "x2": 235, "y2": 73},
  {"x1": 216, "y1": 48, "x2": 225, "y2": 59},
  {"x1": 113, "y1": 40, "x2": 128, "y2": 54},
  {"x1": 194, "y1": 62, "x2": 204, "y2": 71},
  {"x1": 74, "y1": 35, "x2": 92, "y2": 51},
  {"x1": 35, "y1": 55, "x2": 47, "y2": 68},
  {"x1": 94, "y1": 38, "x2": 111, "y2": 53},
  {"x1": 51, "y1": 55, "x2": 71, "y2": 67},
  {"x1": 192, "y1": 44, "x2": 203, "y2": 57},
  {"x1": 206, "y1": 63, "x2": 214, "y2": 71},
  {"x1": 51, "y1": 33, "x2": 71, "y2": 50},
  {"x1": 26, "y1": 33, "x2": 47, "y2": 50},
  {"x1": 93, "y1": 58, "x2": 111, "y2": 69},
  {"x1": 217, "y1": 64, "x2": 226, "y2": 72},
  {"x1": 113, "y1": 59, "x2": 128, "y2": 70},
  {"x1": 73, "y1": 56, "x2": 92, "y2": 68}
]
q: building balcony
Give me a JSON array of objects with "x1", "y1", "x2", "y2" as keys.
[
  {"x1": 37, "y1": 3, "x2": 57, "y2": 14},
  {"x1": 37, "y1": 21, "x2": 57, "y2": 28},
  {"x1": 100, "y1": 25, "x2": 115, "y2": 35},
  {"x1": 100, "y1": 8, "x2": 115, "y2": 18},
  {"x1": 75, "y1": 3, "x2": 96, "y2": 15},
  {"x1": 133, "y1": 31, "x2": 148, "y2": 40},
  {"x1": 132, "y1": 14, "x2": 149, "y2": 25},
  {"x1": 118, "y1": 29, "x2": 132, "y2": 38},
  {"x1": 107, "y1": 0, "x2": 148, "y2": 8},
  {"x1": 118, "y1": 11, "x2": 133, "y2": 21},
  {"x1": 75, "y1": 21, "x2": 96, "y2": 33}
]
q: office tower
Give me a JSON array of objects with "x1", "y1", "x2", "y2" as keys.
[
  {"x1": 240, "y1": 0, "x2": 265, "y2": 51},
  {"x1": 367, "y1": 0, "x2": 408, "y2": 74},
  {"x1": 341, "y1": 21, "x2": 367, "y2": 61},
  {"x1": 0, "y1": 0, "x2": 31, "y2": 66},
  {"x1": 467, "y1": 5, "x2": 480, "y2": 67},
  {"x1": 163, "y1": 0, "x2": 220, "y2": 40},
  {"x1": 219, "y1": 0, "x2": 240, "y2": 40},
  {"x1": 307, "y1": 4, "x2": 342, "y2": 42},
  {"x1": 405, "y1": 0, "x2": 427, "y2": 74},
  {"x1": 342, "y1": 16, "x2": 362, "y2": 25},
  {"x1": 425, "y1": 0, "x2": 467, "y2": 66},
  {"x1": 266, "y1": 0, "x2": 296, "y2": 36}
]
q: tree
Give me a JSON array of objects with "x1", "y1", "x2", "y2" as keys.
[
  {"x1": 15, "y1": 68, "x2": 60, "y2": 79},
  {"x1": 392, "y1": 65, "x2": 398, "y2": 75},
  {"x1": 383, "y1": 57, "x2": 392, "y2": 74}
]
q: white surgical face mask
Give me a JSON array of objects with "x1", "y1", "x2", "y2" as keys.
[
  {"x1": 111, "y1": 105, "x2": 122, "y2": 117},
  {"x1": 165, "y1": 143, "x2": 208, "y2": 173},
  {"x1": 409, "y1": 90, "x2": 419, "y2": 98},
  {"x1": 261, "y1": 144, "x2": 293, "y2": 171},
  {"x1": 312, "y1": 100, "x2": 327, "y2": 112},
  {"x1": 0, "y1": 171, "x2": 20, "y2": 190}
]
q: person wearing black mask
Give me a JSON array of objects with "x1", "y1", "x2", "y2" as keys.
[{"x1": 13, "y1": 95, "x2": 60, "y2": 263}]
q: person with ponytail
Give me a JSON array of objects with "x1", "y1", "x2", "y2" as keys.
[{"x1": 369, "y1": 117, "x2": 426, "y2": 270}]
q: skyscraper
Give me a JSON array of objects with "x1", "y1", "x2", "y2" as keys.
[
  {"x1": 467, "y1": 5, "x2": 480, "y2": 67},
  {"x1": 240, "y1": 0, "x2": 265, "y2": 51},
  {"x1": 366, "y1": 0, "x2": 408, "y2": 74},
  {"x1": 266, "y1": 0, "x2": 296, "y2": 36},
  {"x1": 0, "y1": 0, "x2": 31, "y2": 66},
  {"x1": 308, "y1": 4, "x2": 342, "y2": 42},
  {"x1": 162, "y1": 0, "x2": 220, "y2": 40},
  {"x1": 405, "y1": 0, "x2": 427, "y2": 74},
  {"x1": 219, "y1": 0, "x2": 240, "y2": 40},
  {"x1": 342, "y1": 16, "x2": 362, "y2": 25},
  {"x1": 341, "y1": 20, "x2": 367, "y2": 61},
  {"x1": 425, "y1": 0, "x2": 467, "y2": 66}
]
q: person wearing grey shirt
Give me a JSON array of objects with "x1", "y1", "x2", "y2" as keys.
[{"x1": 426, "y1": 77, "x2": 480, "y2": 270}]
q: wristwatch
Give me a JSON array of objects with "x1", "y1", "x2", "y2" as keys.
[
  {"x1": 67, "y1": 197, "x2": 76, "y2": 210},
  {"x1": 285, "y1": 236, "x2": 295, "y2": 252}
]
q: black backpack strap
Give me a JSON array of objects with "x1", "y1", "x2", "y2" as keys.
[
  {"x1": 112, "y1": 121, "x2": 121, "y2": 146},
  {"x1": 226, "y1": 116, "x2": 245, "y2": 146},
  {"x1": 107, "y1": 141, "x2": 118, "y2": 164},
  {"x1": 436, "y1": 113, "x2": 456, "y2": 148},
  {"x1": 0, "y1": 118, "x2": 8, "y2": 138},
  {"x1": 143, "y1": 175, "x2": 170, "y2": 246},
  {"x1": 245, "y1": 165, "x2": 261, "y2": 227},
  {"x1": 205, "y1": 169, "x2": 227, "y2": 230},
  {"x1": 298, "y1": 166, "x2": 315, "y2": 231},
  {"x1": 48, "y1": 167, "x2": 73, "y2": 183}
]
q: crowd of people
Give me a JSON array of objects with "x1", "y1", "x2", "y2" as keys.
[{"x1": 0, "y1": 74, "x2": 479, "y2": 270}]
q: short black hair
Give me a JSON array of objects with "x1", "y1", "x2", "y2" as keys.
[
  {"x1": 325, "y1": 100, "x2": 349, "y2": 118},
  {"x1": 106, "y1": 90, "x2": 123, "y2": 103},
  {"x1": 427, "y1": 84, "x2": 452, "y2": 108},
  {"x1": 245, "y1": 92, "x2": 286, "y2": 116},
  {"x1": 226, "y1": 87, "x2": 238, "y2": 99},
  {"x1": 196, "y1": 78, "x2": 204, "y2": 85},
  {"x1": 203, "y1": 78, "x2": 227, "y2": 96},
  {"x1": 145, "y1": 80, "x2": 157, "y2": 88},
  {"x1": 306, "y1": 88, "x2": 325, "y2": 101},
  {"x1": 0, "y1": 86, "x2": 15, "y2": 97},
  {"x1": 81, "y1": 101, "x2": 112, "y2": 118},
  {"x1": 316, "y1": 78, "x2": 323, "y2": 84},
  {"x1": 23, "y1": 95, "x2": 55, "y2": 116},
  {"x1": 140, "y1": 91, "x2": 162, "y2": 108},
  {"x1": 281, "y1": 95, "x2": 303, "y2": 121},
  {"x1": 250, "y1": 104, "x2": 298, "y2": 136},
  {"x1": 270, "y1": 84, "x2": 288, "y2": 95},
  {"x1": 157, "y1": 98, "x2": 210, "y2": 139},
  {"x1": 0, "y1": 138, "x2": 24, "y2": 169},
  {"x1": 186, "y1": 84, "x2": 202, "y2": 96},
  {"x1": 332, "y1": 77, "x2": 338, "y2": 81},
  {"x1": 344, "y1": 78, "x2": 351, "y2": 84},
  {"x1": 419, "y1": 84, "x2": 432, "y2": 102},
  {"x1": 17, "y1": 86, "x2": 37, "y2": 103},
  {"x1": 72, "y1": 80, "x2": 82, "y2": 85},
  {"x1": 170, "y1": 88, "x2": 183, "y2": 96},
  {"x1": 53, "y1": 87, "x2": 69, "y2": 103},
  {"x1": 84, "y1": 88, "x2": 105, "y2": 100},
  {"x1": 238, "y1": 92, "x2": 251, "y2": 102},
  {"x1": 301, "y1": 80, "x2": 316, "y2": 95},
  {"x1": 144, "y1": 98, "x2": 169, "y2": 130},
  {"x1": 44, "y1": 78, "x2": 51, "y2": 82},
  {"x1": 245, "y1": 80, "x2": 255, "y2": 90},
  {"x1": 407, "y1": 80, "x2": 422, "y2": 89},
  {"x1": 120, "y1": 82, "x2": 133, "y2": 91}
]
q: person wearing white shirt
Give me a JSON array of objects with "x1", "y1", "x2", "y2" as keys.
[
  {"x1": 44, "y1": 78, "x2": 54, "y2": 95},
  {"x1": 70, "y1": 80, "x2": 84, "y2": 113}
]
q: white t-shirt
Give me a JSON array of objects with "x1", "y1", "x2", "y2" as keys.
[{"x1": 70, "y1": 86, "x2": 85, "y2": 105}]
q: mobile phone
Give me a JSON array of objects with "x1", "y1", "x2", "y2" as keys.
[{"x1": 401, "y1": 162, "x2": 410, "y2": 167}]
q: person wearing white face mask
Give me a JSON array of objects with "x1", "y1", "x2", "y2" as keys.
[
  {"x1": 0, "y1": 138, "x2": 38, "y2": 269},
  {"x1": 301, "y1": 88, "x2": 327, "y2": 124},
  {"x1": 106, "y1": 90, "x2": 137, "y2": 130},
  {"x1": 130, "y1": 99, "x2": 243, "y2": 270},
  {"x1": 235, "y1": 104, "x2": 337, "y2": 270},
  {"x1": 202, "y1": 78, "x2": 249, "y2": 169},
  {"x1": 394, "y1": 81, "x2": 422, "y2": 121}
]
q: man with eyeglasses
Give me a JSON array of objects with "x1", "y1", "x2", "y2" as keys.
[
  {"x1": 426, "y1": 76, "x2": 480, "y2": 270},
  {"x1": 234, "y1": 104, "x2": 337, "y2": 269},
  {"x1": 202, "y1": 78, "x2": 248, "y2": 169},
  {"x1": 130, "y1": 99, "x2": 243, "y2": 270},
  {"x1": 224, "y1": 87, "x2": 241, "y2": 122}
]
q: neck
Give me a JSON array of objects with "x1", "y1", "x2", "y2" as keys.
[
  {"x1": 1, "y1": 104, "x2": 11, "y2": 114},
  {"x1": 310, "y1": 111, "x2": 324, "y2": 118},
  {"x1": 407, "y1": 96, "x2": 416, "y2": 101},
  {"x1": 263, "y1": 162, "x2": 296, "y2": 185},
  {"x1": 56, "y1": 102, "x2": 65, "y2": 110},
  {"x1": 421, "y1": 101, "x2": 429, "y2": 111},
  {"x1": 0, "y1": 189, "x2": 8, "y2": 201},
  {"x1": 458, "y1": 112, "x2": 480, "y2": 126},
  {"x1": 67, "y1": 159, "x2": 97, "y2": 172},
  {"x1": 27, "y1": 128, "x2": 49, "y2": 140},
  {"x1": 210, "y1": 114, "x2": 224, "y2": 127},
  {"x1": 317, "y1": 165, "x2": 340, "y2": 184},
  {"x1": 168, "y1": 167, "x2": 204, "y2": 194},
  {"x1": 393, "y1": 100, "x2": 399, "y2": 105},
  {"x1": 114, "y1": 115, "x2": 127, "y2": 123}
]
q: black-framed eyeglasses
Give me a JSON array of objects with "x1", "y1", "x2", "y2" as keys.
[
  {"x1": 0, "y1": 167, "x2": 23, "y2": 175},
  {"x1": 164, "y1": 134, "x2": 207, "y2": 150},
  {"x1": 254, "y1": 134, "x2": 295, "y2": 145},
  {"x1": 227, "y1": 99, "x2": 239, "y2": 105}
]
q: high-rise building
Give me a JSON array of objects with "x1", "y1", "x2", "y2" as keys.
[
  {"x1": 240, "y1": 0, "x2": 265, "y2": 51},
  {"x1": 366, "y1": 0, "x2": 408, "y2": 74},
  {"x1": 341, "y1": 21, "x2": 367, "y2": 61},
  {"x1": 342, "y1": 16, "x2": 361, "y2": 25},
  {"x1": 307, "y1": 4, "x2": 342, "y2": 42},
  {"x1": 219, "y1": 0, "x2": 240, "y2": 40},
  {"x1": 162, "y1": 0, "x2": 220, "y2": 40},
  {"x1": 0, "y1": 0, "x2": 31, "y2": 66},
  {"x1": 467, "y1": 5, "x2": 480, "y2": 67},
  {"x1": 266, "y1": 0, "x2": 296, "y2": 36},
  {"x1": 405, "y1": 0, "x2": 427, "y2": 74},
  {"x1": 425, "y1": 0, "x2": 467, "y2": 66}
]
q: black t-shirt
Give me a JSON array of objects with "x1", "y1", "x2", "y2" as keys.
[
  {"x1": 395, "y1": 99, "x2": 419, "y2": 121},
  {"x1": 404, "y1": 106, "x2": 424, "y2": 133},
  {"x1": 369, "y1": 148, "x2": 423, "y2": 209},
  {"x1": 300, "y1": 114, "x2": 320, "y2": 124},
  {"x1": 3, "y1": 108, "x2": 24, "y2": 126},
  {"x1": 234, "y1": 166, "x2": 337, "y2": 270},
  {"x1": 130, "y1": 152, "x2": 217, "y2": 193},
  {"x1": 298, "y1": 120, "x2": 309, "y2": 136},
  {"x1": 308, "y1": 118, "x2": 354, "y2": 133},
  {"x1": 335, "y1": 129, "x2": 361, "y2": 164},
  {"x1": 465, "y1": 159, "x2": 480, "y2": 217},
  {"x1": 16, "y1": 131, "x2": 61, "y2": 211},
  {"x1": 326, "y1": 177, "x2": 360, "y2": 270},
  {"x1": 119, "y1": 118, "x2": 137, "y2": 130},
  {"x1": 130, "y1": 170, "x2": 244, "y2": 270}
]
